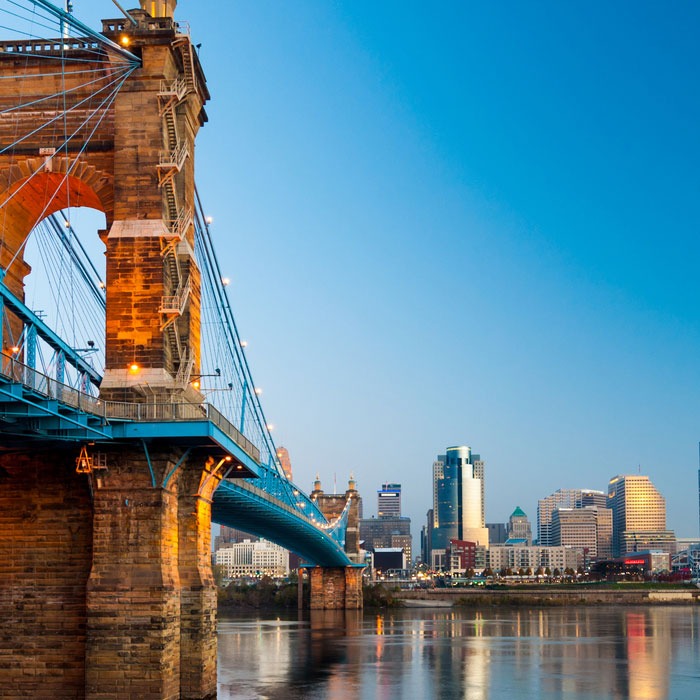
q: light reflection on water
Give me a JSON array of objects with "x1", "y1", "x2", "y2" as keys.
[{"x1": 217, "y1": 606, "x2": 700, "y2": 700}]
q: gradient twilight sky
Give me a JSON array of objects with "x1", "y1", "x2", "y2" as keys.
[{"x1": 80, "y1": 2, "x2": 700, "y2": 539}]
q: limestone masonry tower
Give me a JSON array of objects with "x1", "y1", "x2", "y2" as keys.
[
  {"x1": 100, "y1": 2, "x2": 209, "y2": 402},
  {"x1": 0, "y1": 5, "x2": 220, "y2": 698}
]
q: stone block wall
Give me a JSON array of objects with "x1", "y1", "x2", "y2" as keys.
[
  {"x1": 0, "y1": 450, "x2": 93, "y2": 699},
  {"x1": 308, "y1": 566, "x2": 364, "y2": 610},
  {"x1": 0, "y1": 445, "x2": 219, "y2": 699}
]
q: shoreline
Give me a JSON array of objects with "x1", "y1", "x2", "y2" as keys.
[{"x1": 396, "y1": 586, "x2": 700, "y2": 607}]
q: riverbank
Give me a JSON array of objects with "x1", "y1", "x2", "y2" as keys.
[{"x1": 396, "y1": 584, "x2": 700, "y2": 607}]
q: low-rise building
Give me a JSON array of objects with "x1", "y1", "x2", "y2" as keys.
[
  {"x1": 487, "y1": 545, "x2": 581, "y2": 572},
  {"x1": 216, "y1": 539, "x2": 289, "y2": 578}
]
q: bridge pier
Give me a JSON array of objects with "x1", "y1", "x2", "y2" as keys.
[
  {"x1": 0, "y1": 450, "x2": 93, "y2": 699},
  {"x1": 85, "y1": 447, "x2": 218, "y2": 700},
  {"x1": 177, "y1": 465, "x2": 218, "y2": 699},
  {"x1": 0, "y1": 446, "x2": 219, "y2": 700},
  {"x1": 307, "y1": 566, "x2": 364, "y2": 610}
]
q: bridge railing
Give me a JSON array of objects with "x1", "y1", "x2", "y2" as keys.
[
  {"x1": 227, "y1": 478, "x2": 348, "y2": 540},
  {"x1": 0, "y1": 38, "x2": 103, "y2": 53},
  {"x1": 0, "y1": 356, "x2": 260, "y2": 463}
]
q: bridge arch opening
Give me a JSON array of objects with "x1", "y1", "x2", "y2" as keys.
[
  {"x1": 0, "y1": 162, "x2": 112, "y2": 296},
  {"x1": 0, "y1": 166, "x2": 110, "y2": 382}
]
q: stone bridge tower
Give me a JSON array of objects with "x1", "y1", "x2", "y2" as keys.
[
  {"x1": 308, "y1": 476, "x2": 365, "y2": 608},
  {"x1": 0, "y1": 0, "x2": 208, "y2": 403},
  {"x1": 100, "y1": 0, "x2": 209, "y2": 403},
  {"x1": 0, "y1": 4, "x2": 224, "y2": 699}
]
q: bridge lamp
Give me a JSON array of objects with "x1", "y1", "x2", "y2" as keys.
[
  {"x1": 120, "y1": 34, "x2": 131, "y2": 47},
  {"x1": 205, "y1": 216, "x2": 213, "y2": 225},
  {"x1": 266, "y1": 423, "x2": 274, "y2": 431},
  {"x1": 240, "y1": 340, "x2": 248, "y2": 348},
  {"x1": 254, "y1": 387, "x2": 262, "y2": 395},
  {"x1": 191, "y1": 368, "x2": 221, "y2": 390},
  {"x1": 128, "y1": 363, "x2": 139, "y2": 374},
  {"x1": 10, "y1": 346, "x2": 20, "y2": 355},
  {"x1": 222, "y1": 277, "x2": 230, "y2": 286},
  {"x1": 211, "y1": 455, "x2": 232, "y2": 474}
]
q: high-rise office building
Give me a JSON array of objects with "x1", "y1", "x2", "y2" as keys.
[
  {"x1": 507, "y1": 507, "x2": 532, "y2": 545},
  {"x1": 377, "y1": 483, "x2": 402, "y2": 517},
  {"x1": 431, "y1": 445, "x2": 488, "y2": 568},
  {"x1": 551, "y1": 506, "x2": 613, "y2": 560},
  {"x1": 576, "y1": 489, "x2": 607, "y2": 509},
  {"x1": 486, "y1": 522, "x2": 508, "y2": 545},
  {"x1": 360, "y1": 516, "x2": 412, "y2": 564},
  {"x1": 607, "y1": 474, "x2": 676, "y2": 556},
  {"x1": 538, "y1": 489, "x2": 582, "y2": 546},
  {"x1": 421, "y1": 509, "x2": 434, "y2": 566}
]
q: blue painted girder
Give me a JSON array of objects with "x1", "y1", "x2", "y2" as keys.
[{"x1": 212, "y1": 479, "x2": 352, "y2": 567}]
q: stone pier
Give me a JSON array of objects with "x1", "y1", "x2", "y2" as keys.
[
  {"x1": 0, "y1": 445, "x2": 220, "y2": 699},
  {"x1": 307, "y1": 566, "x2": 365, "y2": 610}
]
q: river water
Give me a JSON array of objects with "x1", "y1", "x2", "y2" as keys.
[{"x1": 217, "y1": 606, "x2": 700, "y2": 699}]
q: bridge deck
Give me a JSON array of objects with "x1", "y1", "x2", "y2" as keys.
[{"x1": 0, "y1": 356, "x2": 260, "y2": 475}]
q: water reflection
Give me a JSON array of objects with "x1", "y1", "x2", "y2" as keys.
[{"x1": 218, "y1": 606, "x2": 700, "y2": 699}]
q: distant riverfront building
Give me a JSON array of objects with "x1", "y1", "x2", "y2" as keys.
[
  {"x1": 537, "y1": 488, "x2": 607, "y2": 546},
  {"x1": 276, "y1": 446, "x2": 293, "y2": 480},
  {"x1": 377, "y1": 483, "x2": 402, "y2": 517},
  {"x1": 431, "y1": 445, "x2": 488, "y2": 569},
  {"x1": 486, "y1": 522, "x2": 508, "y2": 545},
  {"x1": 215, "y1": 539, "x2": 289, "y2": 578},
  {"x1": 607, "y1": 474, "x2": 676, "y2": 556},
  {"x1": 360, "y1": 516, "x2": 412, "y2": 564},
  {"x1": 507, "y1": 507, "x2": 532, "y2": 545},
  {"x1": 551, "y1": 506, "x2": 613, "y2": 561},
  {"x1": 487, "y1": 545, "x2": 581, "y2": 573}
]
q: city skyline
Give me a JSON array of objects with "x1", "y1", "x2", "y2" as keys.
[{"x1": 74, "y1": 2, "x2": 700, "y2": 539}]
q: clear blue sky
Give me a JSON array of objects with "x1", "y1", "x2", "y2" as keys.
[{"x1": 80, "y1": 2, "x2": 700, "y2": 539}]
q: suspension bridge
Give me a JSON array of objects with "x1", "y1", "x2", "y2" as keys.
[{"x1": 0, "y1": 2, "x2": 363, "y2": 698}]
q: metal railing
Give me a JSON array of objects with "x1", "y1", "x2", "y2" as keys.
[
  {"x1": 158, "y1": 77, "x2": 188, "y2": 101},
  {"x1": 0, "y1": 356, "x2": 260, "y2": 463},
  {"x1": 0, "y1": 38, "x2": 102, "y2": 53},
  {"x1": 158, "y1": 142, "x2": 188, "y2": 171},
  {"x1": 160, "y1": 276, "x2": 191, "y2": 315},
  {"x1": 165, "y1": 208, "x2": 193, "y2": 241}
]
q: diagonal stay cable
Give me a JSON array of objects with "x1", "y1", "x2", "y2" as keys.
[
  {"x1": 0, "y1": 64, "x2": 132, "y2": 114},
  {"x1": 0, "y1": 63, "x2": 133, "y2": 154},
  {"x1": 3, "y1": 71, "x2": 131, "y2": 274}
]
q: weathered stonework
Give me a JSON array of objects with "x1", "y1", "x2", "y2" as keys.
[
  {"x1": 306, "y1": 477, "x2": 365, "y2": 609},
  {"x1": 0, "y1": 451, "x2": 93, "y2": 699},
  {"x1": 0, "y1": 446, "x2": 220, "y2": 699},
  {"x1": 0, "y1": 6, "x2": 217, "y2": 698},
  {"x1": 307, "y1": 566, "x2": 364, "y2": 610}
]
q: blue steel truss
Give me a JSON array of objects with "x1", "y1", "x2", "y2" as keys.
[{"x1": 0, "y1": 1, "x2": 353, "y2": 567}]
